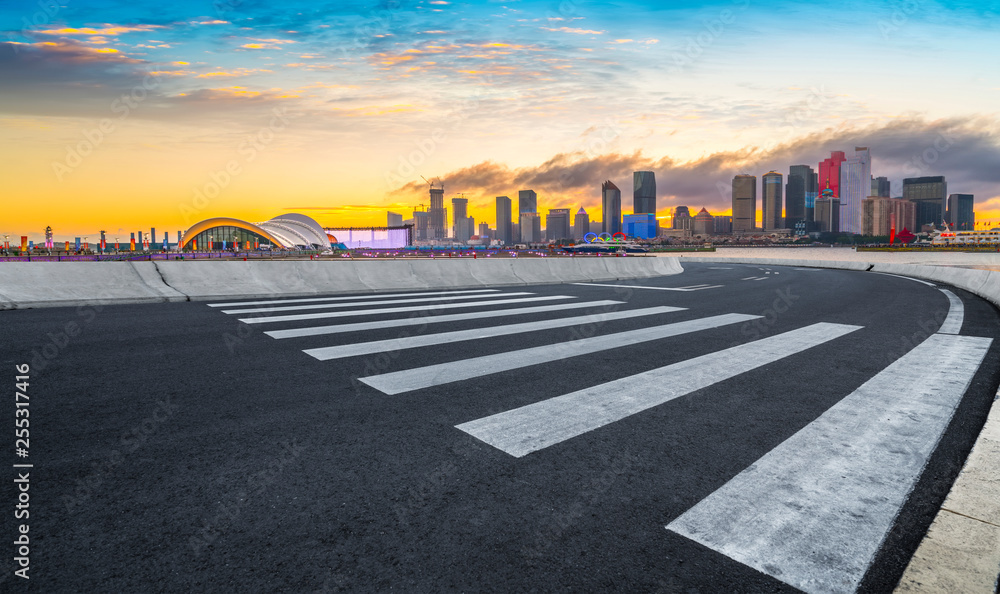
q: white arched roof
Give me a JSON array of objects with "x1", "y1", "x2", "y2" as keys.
[{"x1": 256, "y1": 213, "x2": 329, "y2": 248}]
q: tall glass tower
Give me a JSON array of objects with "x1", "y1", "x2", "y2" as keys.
[
  {"x1": 495, "y1": 196, "x2": 512, "y2": 245},
  {"x1": 602, "y1": 181, "x2": 622, "y2": 234},
  {"x1": 732, "y1": 174, "x2": 757, "y2": 233},
  {"x1": 762, "y1": 171, "x2": 783, "y2": 230},
  {"x1": 839, "y1": 147, "x2": 871, "y2": 234},
  {"x1": 633, "y1": 171, "x2": 656, "y2": 214}
]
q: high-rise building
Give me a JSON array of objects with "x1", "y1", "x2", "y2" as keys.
[
  {"x1": 451, "y1": 197, "x2": 469, "y2": 240},
  {"x1": 762, "y1": 171, "x2": 783, "y2": 230},
  {"x1": 623, "y1": 213, "x2": 657, "y2": 239},
  {"x1": 517, "y1": 190, "x2": 538, "y2": 243},
  {"x1": 714, "y1": 215, "x2": 733, "y2": 234},
  {"x1": 518, "y1": 189, "x2": 537, "y2": 215},
  {"x1": 732, "y1": 174, "x2": 757, "y2": 233},
  {"x1": 387, "y1": 211, "x2": 403, "y2": 227},
  {"x1": 455, "y1": 216, "x2": 474, "y2": 243},
  {"x1": 573, "y1": 207, "x2": 590, "y2": 240},
  {"x1": 478, "y1": 222, "x2": 492, "y2": 239},
  {"x1": 546, "y1": 208, "x2": 571, "y2": 241},
  {"x1": 819, "y1": 151, "x2": 846, "y2": 197},
  {"x1": 495, "y1": 196, "x2": 512, "y2": 245},
  {"x1": 871, "y1": 176, "x2": 891, "y2": 198},
  {"x1": 602, "y1": 181, "x2": 622, "y2": 234},
  {"x1": 786, "y1": 165, "x2": 815, "y2": 227},
  {"x1": 862, "y1": 196, "x2": 916, "y2": 236},
  {"x1": 947, "y1": 194, "x2": 975, "y2": 230},
  {"x1": 903, "y1": 176, "x2": 947, "y2": 229},
  {"x1": 633, "y1": 171, "x2": 656, "y2": 214},
  {"x1": 429, "y1": 183, "x2": 446, "y2": 239},
  {"x1": 673, "y1": 206, "x2": 692, "y2": 230},
  {"x1": 692, "y1": 208, "x2": 714, "y2": 236},
  {"x1": 815, "y1": 190, "x2": 840, "y2": 233},
  {"x1": 151, "y1": 227, "x2": 156, "y2": 248},
  {"x1": 839, "y1": 147, "x2": 871, "y2": 234},
  {"x1": 519, "y1": 212, "x2": 541, "y2": 243},
  {"x1": 413, "y1": 211, "x2": 429, "y2": 240}
]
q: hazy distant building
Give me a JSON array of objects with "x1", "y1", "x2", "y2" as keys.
[
  {"x1": 692, "y1": 208, "x2": 714, "y2": 236},
  {"x1": 862, "y1": 196, "x2": 915, "y2": 236},
  {"x1": 672, "y1": 206, "x2": 692, "y2": 231},
  {"x1": 602, "y1": 181, "x2": 622, "y2": 234},
  {"x1": 455, "y1": 215, "x2": 474, "y2": 243},
  {"x1": 478, "y1": 222, "x2": 491, "y2": 239},
  {"x1": 623, "y1": 213, "x2": 657, "y2": 239},
  {"x1": 573, "y1": 207, "x2": 590, "y2": 240},
  {"x1": 787, "y1": 165, "x2": 817, "y2": 227},
  {"x1": 904, "y1": 176, "x2": 947, "y2": 229},
  {"x1": 413, "y1": 210, "x2": 429, "y2": 241},
  {"x1": 387, "y1": 211, "x2": 403, "y2": 227},
  {"x1": 815, "y1": 190, "x2": 841, "y2": 233},
  {"x1": 633, "y1": 171, "x2": 656, "y2": 214},
  {"x1": 495, "y1": 196, "x2": 512, "y2": 245},
  {"x1": 546, "y1": 208, "x2": 571, "y2": 241},
  {"x1": 428, "y1": 183, "x2": 446, "y2": 240},
  {"x1": 947, "y1": 193, "x2": 974, "y2": 230},
  {"x1": 762, "y1": 171, "x2": 783, "y2": 231},
  {"x1": 819, "y1": 151, "x2": 846, "y2": 198},
  {"x1": 732, "y1": 174, "x2": 757, "y2": 233},
  {"x1": 839, "y1": 147, "x2": 871, "y2": 234},
  {"x1": 518, "y1": 189, "x2": 538, "y2": 243},
  {"x1": 451, "y1": 197, "x2": 470, "y2": 240},
  {"x1": 714, "y1": 215, "x2": 733, "y2": 234},
  {"x1": 871, "y1": 176, "x2": 891, "y2": 198},
  {"x1": 519, "y1": 212, "x2": 542, "y2": 243}
]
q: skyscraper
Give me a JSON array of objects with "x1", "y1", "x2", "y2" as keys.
[
  {"x1": 495, "y1": 196, "x2": 512, "y2": 245},
  {"x1": 871, "y1": 176, "x2": 891, "y2": 198},
  {"x1": 947, "y1": 194, "x2": 974, "y2": 230},
  {"x1": 573, "y1": 207, "x2": 590, "y2": 240},
  {"x1": 732, "y1": 174, "x2": 757, "y2": 233},
  {"x1": 819, "y1": 151, "x2": 847, "y2": 197},
  {"x1": 518, "y1": 189, "x2": 538, "y2": 243},
  {"x1": 692, "y1": 208, "x2": 715, "y2": 236},
  {"x1": 429, "y1": 182, "x2": 446, "y2": 239},
  {"x1": 602, "y1": 181, "x2": 621, "y2": 234},
  {"x1": 839, "y1": 147, "x2": 871, "y2": 234},
  {"x1": 387, "y1": 211, "x2": 403, "y2": 227},
  {"x1": 520, "y1": 212, "x2": 541, "y2": 243},
  {"x1": 546, "y1": 208, "x2": 571, "y2": 241},
  {"x1": 903, "y1": 176, "x2": 947, "y2": 229},
  {"x1": 451, "y1": 197, "x2": 468, "y2": 240},
  {"x1": 815, "y1": 190, "x2": 840, "y2": 233},
  {"x1": 786, "y1": 165, "x2": 815, "y2": 228},
  {"x1": 633, "y1": 171, "x2": 656, "y2": 214},
  {"x1": 762, "y1": 171, "x2": 783, "y2": 231},
  {"x1": 413, "y1": 211, "x2": 429, "y2": 240}
]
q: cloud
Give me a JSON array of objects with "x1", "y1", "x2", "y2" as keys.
[
  {"x1": 541, "y1": 27, "x2": 606, "y2": 35},
  {"x1": 389, "y1": 117, "x2": 1000, "y2": 216}
]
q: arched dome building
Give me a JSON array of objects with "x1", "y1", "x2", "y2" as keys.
[{"x1": 180, "y1": 213, "x2": 333, "y2": 250}]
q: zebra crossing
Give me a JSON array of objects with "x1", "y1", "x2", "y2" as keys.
[{"x1": 208, "y1": 284, "x2": 992, "y2": 594}]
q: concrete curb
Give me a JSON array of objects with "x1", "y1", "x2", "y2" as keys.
[
  {"x1": 0, "y1": 256, "x2": 682, "y2": 308},
  {"x1": 677, "y1": 254, "x2": 1000, "y2": 592}
]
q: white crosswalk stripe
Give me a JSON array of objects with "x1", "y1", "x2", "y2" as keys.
[
  {"x1": 207, "y1": 289, "x2": 500, "y2": 308},
  {"x1": 456, "y1": 322, "x2": 862, "y2": 457},
  {"x1": 220, "y1": 291, "x2": 535, "y2": 314},
  {"x1": 304, "y1": 306, "x2": 685, "y2": 361},
  {"x1": 667, "y1": 333, "x2": 992, "y2": 594},
  {"x1": 358, "y1": 313, "x2": 761, "y2": 395}
]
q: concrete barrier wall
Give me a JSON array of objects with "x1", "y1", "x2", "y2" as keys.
[{"x1": 0, "y1": 256, "x2": 682, "y2": 309}]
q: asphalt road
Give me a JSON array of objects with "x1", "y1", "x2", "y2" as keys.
[{"x1": 2, "y1": 262, "x2": 999, "y2": 593}]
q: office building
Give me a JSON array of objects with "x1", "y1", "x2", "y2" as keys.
[
  {"x1": 519, "y1": 212, "x2": 541, "y2": 243},
  {"x1": 455, "y1": 215, "x2": 474, "y2": 243},
  {"x1": 872, "y1": 176, "x2": 891, "y2": 198},
  {"x1": 732, "y1": 174, "x2": 757, "y2": 233},
  {"x1": 903, "y1": 176, "x2": 947, "y2": 229},
  {"x1": 413, "y1": 211, "x2": 429, "y2": 241},
  {"x1": 602, "y1": 181, "x2": 622, "y2": 234},
  {"x1": 573, "y1": 207, "x2": 590, "y2": 240},
  {"x1": 495, "y1": 196, "x2": 512, "y2": 245},
  {"x1": 451, "y1": 197, "x2": 469, "y2": 240},
  {"x1": 762, "y1": 171, "x2": 783, "y2": 230},
  {"x1": 862, "y1": 196, "x2": 916, "y2": 236},
  {"x1": 518, "y1": 189, "x2": 538, "y2": 243},
  {"x1": 623, "y1": 213, "x2": 657, "y2": 239},
  {"x1": 819, "y1": 151, "x2": 846, "y2": 197},
  {"x1": 478, "y1": 222, "x2": 492, "y2": 239},
  {"x1": 429, "y1": 183, "x2": 446, "y2": 239},
  {"x1": 546, "y1": 209, "x2": 572, "y2": 241},
  {"x1": 714, "y1": 215, "x2": 733, "y2": 234},
  {"x1": 815, "y1": 190, "x2": 841, "y2": 232},
  {"x1": 673, "y1": 206, "x2": 692, "y2": 230},
  {"x1": 839, "y1": 147, "x2": 871, "y2": 234},
  {"x1": 387, "y1": 211, "x2": 403, "y2": 227},
  {"x1": 633, "y1": 171, "x2": 656, "y2": 214},
  {"x1": 787, "y1": 165, "x2": 816, "y2": 227},
  {"x1": 947, "y1": 193, "x2": 974, "y2": 231},
  {"x1": 692, "y1": 208, "x2": 714, "y2": 236}
]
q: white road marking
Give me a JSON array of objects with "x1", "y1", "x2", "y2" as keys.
[
  {"x1": 359, "y1": 313, "x2": 761, "y2": 395},
  {"x1": 667, "y1": 333, "x2": 993, "y2": 594},
  {"x1": 457, "y1": 323, "x2": 862, "y2": 457},
  {"x1": 221, "y1": 292, "x2": 534, "y2": 314},
  {"x1": 305, "y1": 306, "x2": 684, "y2": 361},
  {"x1": 937, "y1": 289, "x2": 964, "y2": 334},
  {"x1": 793, "y1": 268, "x2": 821, "y2": 271},
  {"x1": 707, "y1": 267, "x2": 733, "y2": 269},
  {"x1": 752, "y1": 277, "x2": 768, "y2": 281},
  {"x1": 207, "y1": 289, "x2": 499, "y2": 308},
  {"x1": 740, "y1": 277, "x2": 758, "y2": 281},
  {"x1": 869, "y1": 271, "x2": 936, "y2": 287},
  {"x1": 238, "y1": 295, "x2": 574, "y2": 324},
  {"x1": 264, "y1": 300, "x2": 627, "y2": 339},
  {"x1": 572, "y1": 282, "x2": 723, "y2": 292}
]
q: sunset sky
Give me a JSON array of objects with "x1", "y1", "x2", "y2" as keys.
[{"x1": 2, "y1": 0, "x2": 999, "y2": 241}]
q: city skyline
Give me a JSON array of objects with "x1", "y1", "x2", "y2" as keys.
[{"x1": 2, "y1": 1, "x2": 999, "y2": 240}]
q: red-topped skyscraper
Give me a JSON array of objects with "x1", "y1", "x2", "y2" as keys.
[{"x1": 818, "y1": 151, "x2": 846, "y2": 197}]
